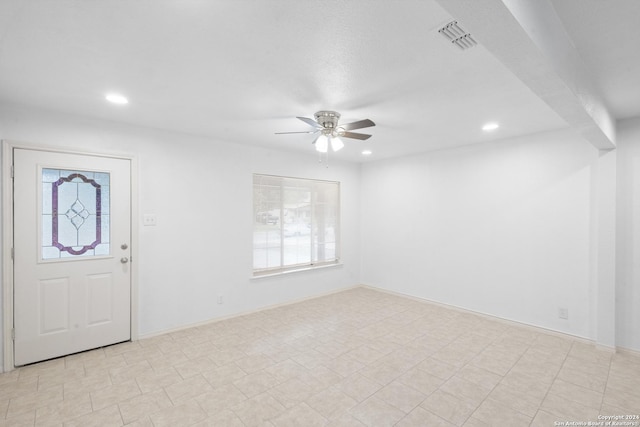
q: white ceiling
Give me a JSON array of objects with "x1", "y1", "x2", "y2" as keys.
[{"x1": 0, "y1": 0, "x2": 638, "y2": 162}]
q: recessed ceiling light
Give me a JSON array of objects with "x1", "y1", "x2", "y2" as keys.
[
  {"x1": 362, "y1": 150, "x2": 372, "y2": 156},
  {"x1": 105, "y1": 93, "x2": 129, "y2": 105},
  {"x1": 482, "y1": 122, "x2": 499, "y2": 131}
]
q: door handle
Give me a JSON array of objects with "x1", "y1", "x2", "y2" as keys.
[{"x1": 120, "y1": 257, "x2": 129, "y2": 264}]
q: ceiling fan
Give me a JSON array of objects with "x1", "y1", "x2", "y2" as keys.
[{"x1": 276, "y1": 110, "x2": 375, "y2": 153}]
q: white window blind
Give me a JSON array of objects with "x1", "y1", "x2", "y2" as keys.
[{"x1": 253, "y1": 174, "x2": 340, "y2": 276}]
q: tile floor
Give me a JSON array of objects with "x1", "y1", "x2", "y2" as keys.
[{"x1": 1, "y1": 287, "x2": 639, "y2": 426}]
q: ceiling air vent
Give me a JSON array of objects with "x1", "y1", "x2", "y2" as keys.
[{"x1": 438, "y1": 21, "x2": 477, "y2": 50}]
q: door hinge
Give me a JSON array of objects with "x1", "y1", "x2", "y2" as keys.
[
  {"x1": 11, "y1": 165, "x2": 14, "y2": 178},
  {"x1": 11, "y1": 247, "x2": 14, "y2": 260},
  {"x1": 11, "y1": 328, "x2": 15, "y2": 341}
]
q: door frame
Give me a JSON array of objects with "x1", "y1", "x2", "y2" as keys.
[{"x1": 2, "y1": 140, "x2": 139, "y2": 372}]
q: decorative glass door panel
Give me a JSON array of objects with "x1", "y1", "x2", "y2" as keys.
[
  {"x1": 42, "y1": 168, "x2": 110, "y2": 259},
  {"x1": 13, "y1": 147, "x2": 131, "y2": 366}
]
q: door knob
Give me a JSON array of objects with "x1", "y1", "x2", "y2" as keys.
[{"x1": 120, "y1": 257, "x2": 129, "y2": 264}]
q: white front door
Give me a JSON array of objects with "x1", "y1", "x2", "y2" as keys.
[{"x1": 13, "y1": 148, "x2": 131, "y2": 366}]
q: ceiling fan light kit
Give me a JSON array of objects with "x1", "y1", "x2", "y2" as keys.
[{"x1": 276, "y1": 110, "x2": 375, "y2": 157}]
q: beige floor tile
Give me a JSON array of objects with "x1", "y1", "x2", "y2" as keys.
[
  {"x1": 35, "y1": 391, "x2": 92, "y2": 424},
  {"x1": 133, "y1": 367, "x2": 182, "y2": 394},
  {"x1": 17, "y1": 359, "x2": 65, "y2": 381},
  {"x1": 324, "y1": 413, "x2": 368, "y2": 427},
  {"x1": 163, "y1": 374, "x2": 213, "y2": 405},
  {"x1": 530, "y1": 409, "x2": 562, "y2": 427},
  {"x1": 0, "y1": 376, "x2": 38, "y2": 401},
  {"x1": 109, "y1": 360, "x2": 154, "y2": 385},
  {"x1": 62, "y1": 372, "x2": 112, "y2": 396},
  {"x1": 36, "y1": 367, "x2": 86, "y2": 391},
  {"x1": 556, "y1": 363, "x2": 608, "y2": 393},
  {"x1": 568, "y1": 341, "x2": 613, "y2": 365},
  {"x1": 230, "y1": 392, "x2": 286, "y2": 427},
  {"x1": 342, "y1": 345, "x2": 386, "y2": 366},
  {"x1": 304, "y1": 365, "x2": 343, "y2": 389},
  {"x1": 64, "y1": 404, "x2": 123, "y2": 427},
  {"x1": 148, "y1": 401, "x2": 207, "y2": 427},
  {"x1": 396, "y1": 406, "x2": 456, "y2": 427},
  {"x1": 336, "y1": 373, "x2": 383, "y2": 402},
  {"x1": 549, "y1": 378, "x2": 603, "y2": 408},
  {"x1": 3, "y1": 288, "x2": 639, "y2": 427},
  {"x1": 270, "y1": 402, "x2": 327, "y2": 427},
  {"x1": 323, "y1": 354, "x2": 366, "y2": 377},
  {"x1": 263, "y1": 359, "x2": 308, "y2": 383},
  {"x1": 358, "y1": 361, "x2": 405, "y2": 386},
  {"x1": 290, "y1": 349, "x2": 333, "y2": 369},
  {"x1": 415, "y1": 357, "x2": 459, "y2": 380},
  {"x1": 373, "y1": 380, "x2": 426, "y2": 413},
  {"x1": 202, "y1": 362, "x2": 248, "y2": 388},
  {"x1": 462, "y1": 417, "x2": 491, "y2": 426},
  {"x1": 471, "y1": 397, "x2": 532, "y2": 426},
  {"x1": 234, "y1": 354, "x2": 277, "y2": 374},
  {"x1": 305, "y1": 386, "x2": 357, "y2": 420},
  {"x1": 117, "y1": 389, "x2": 172, "y2": 424},
  {"x1": 195, "y1": 382, "x2": 247, "y2": 415},
  {"x1": 232, "y1": 370, "x2": 280, "y2": 398},
  {"x1": 509, "y1": 358, "x2": 560, "y2": 383},
  {"x1": 420, "y1": 389, "x2": 478, "y2": 426},
  {"x1": 431, "y1": 343, "x2": 479, "y2": 368},
  {"x1": 268, "y1": 378, "x2": 316, "y2": 408},
  {"x1": 6, "y1": 385, "x2": 63, "y2": 418},
  {"x1": 398, "y1": 368, "x2": 445, "y2": 396},
  {"x1": 192, "y1": 409, "x2": 245, "y2": 426},
  {"x1": 1, "y1": 410, "x2": 36, "y2": 427},
  {"x1": 456, "y1": 364, "x2": 502, "y2": 390},
  {"x1": 349, "y1": 396, "x2": 406, "y2": 427},
  {"x1": 541, "y1": 392, "x2": 600, "y2": 421},
  {"x1": 487, "y1": 383, "x2": 542, "y2": 417},
  {"x1": 89, "y1": 379, "x2": 141, "y2": 411},
  {"x1": 603, "y1": 386, "x2": 640, "y2": 414},
  {"x1": 440, "y1": 375, "x2": 492, "y2": 405},
  {"x1": 122, "y1": 416, "x2": 154, "y2": 426},
  {"x1": 606, "y1": 370, "x2": 640, "y2": 396},
  {"x1": 469, "y1": 351, "x2": 518, "y2": 376},
  {"x1": 172, "y1": 356, "x2": 218, "y2": 379},
  {"x1": 83, "y1": 354, "x2": 127, "y2": 377},
  {"x1": 499, "y1": 371, "x2": 552, "y2": 401}
]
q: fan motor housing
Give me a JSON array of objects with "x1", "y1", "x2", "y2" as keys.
[{"x1": 314, "y1": 111, "x2": 340, "y2": 129}]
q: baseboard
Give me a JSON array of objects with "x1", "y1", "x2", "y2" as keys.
[
  {"x1": 138, "y1": 283, "x2": 640, "y2": 359},
  {"x1": 138, "y1": 284, "x2": 361, "y2": 340},
  {"x1": 359, "y1": 284, "x2": 634, "y2": 353}
]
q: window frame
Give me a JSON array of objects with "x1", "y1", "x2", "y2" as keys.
[{"x1": 252, "y1": 174, "x2": 340, "y2": 277}]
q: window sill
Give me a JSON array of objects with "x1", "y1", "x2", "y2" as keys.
[{"x1": 251, "y1": 262, "x2": 343, "y2": 280}]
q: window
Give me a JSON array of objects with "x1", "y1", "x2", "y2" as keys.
[
  {"x1": 253, "y1": 174, "x2": 340, "y2": 276},
  {"x1": 42, "y1": 168, "x2": 110, "y2": 259}
]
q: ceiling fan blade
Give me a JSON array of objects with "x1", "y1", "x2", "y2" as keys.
[
  {"x1": 297, "y1": 116, "x2": 323, "y2": 128},
  {"x1": 341, "y1": 131, "x2": 372, "y2": 140},
  {"x1": 340, "y1": 119, "x2": 375, "y2": 131},
  {"x1": 275, "y1": 131, "x2": 318, "y2": 134}
]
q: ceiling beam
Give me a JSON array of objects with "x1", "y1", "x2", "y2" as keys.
[{"x1": 434, "y1": 0, "x2": 616, "y2": 150}]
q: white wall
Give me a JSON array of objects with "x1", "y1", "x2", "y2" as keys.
[
  {"x1": 0, "y1": 103, "x2": 362, "y2": 367},
  {"x1": 360, "y1": 129, "x2": 599, "y2": 339},
  {"x1": 2, "y1": 102, "x2": 638, "y2": 370},
  {"x1": 615, "y1": 117, "x2": 640, "y2": 351}
]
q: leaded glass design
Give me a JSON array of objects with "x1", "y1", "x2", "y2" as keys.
[{"x1": 42, "y1": 168, "x2": 110, "y2": 259}]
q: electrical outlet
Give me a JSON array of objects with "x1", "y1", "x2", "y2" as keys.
[
  {"x1": 217, "y1": 295, "x2": 224, "y2": 305},
  {"x1": 143, "y1": 214, "x2": 157, "y2": 226},
  {"x1": 558, "y1": 307, "x2": 569, "y2": 320}
]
